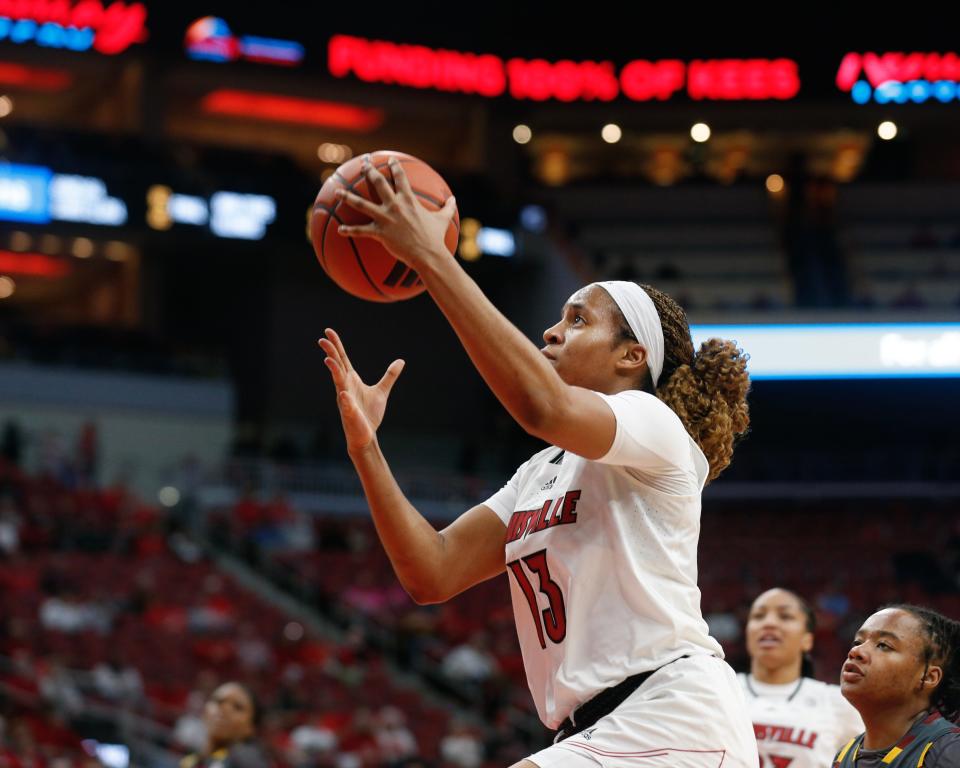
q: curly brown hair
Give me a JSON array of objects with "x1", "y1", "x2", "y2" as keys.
[{"x1": 611, "y1": 283, "x2": 751, "y2": 483}]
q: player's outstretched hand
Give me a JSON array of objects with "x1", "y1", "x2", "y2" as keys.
[{"x1": 318, "y1": 328, "x2": 404, "y2": 453}]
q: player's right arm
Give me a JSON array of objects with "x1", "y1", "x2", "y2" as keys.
[{"x1": 319, "y1": 328, "x2": 506, "y2": 604}]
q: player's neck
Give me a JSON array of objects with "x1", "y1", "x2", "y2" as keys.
[
  {"x1": 751, "y1": 661, "x2": 802, "y2": 685},
  {"x1": 860, "y1": 703, "x2": 929, "y2": 751}
]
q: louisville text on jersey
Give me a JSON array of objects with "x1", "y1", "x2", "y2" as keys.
[
  {"x1": 753, "y1": 723, "x2": 818, "y2": 750},
  {"x1": 504, "y1": 490, "x2": 581, "y2": 543}
]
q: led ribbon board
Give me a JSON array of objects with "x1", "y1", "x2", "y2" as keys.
[
  {"x1": 328, "y1": 35, "x2": 800, "y2": 103},
  {"x1": 185, "y1": 16, "x2": 304, "y2": 66},
  {"x1": 690, "y1": 323, "x2": 960, "y2": 380},
  {"x1": 0, "y1": 0, "x2": 147, "y2": 55},
  {"x1": 0, "y1": 164, "x2": 127, "y2": 226},
  {"x1": 837, "y1": 52, "x2": 960, "y2": 104}
]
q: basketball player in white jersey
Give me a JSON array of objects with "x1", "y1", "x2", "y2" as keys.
[
  {"x1": 740, "y1": 588, "x2": 864, "y2": 768},
  {"x1": 320, "y1": 156, "x2": 757, "y2": 767}
]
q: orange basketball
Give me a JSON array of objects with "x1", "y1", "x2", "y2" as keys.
[{"x1": 310, "y1": 151, "x2": 459, "y2": 302}]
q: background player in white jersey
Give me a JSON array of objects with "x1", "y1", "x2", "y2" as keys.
[
  {"x1": 320, "y1": 156, "x2": 757, "y2": 767},
  {"x1": 739, "y1": 588, "x2": 863, "y2": 768}
]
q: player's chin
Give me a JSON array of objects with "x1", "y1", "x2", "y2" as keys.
[
  {"x1": 839, "y1": 678, "x2": 868, "y2": 701},
  {"x1": 750, "y1": 647, "x2": 786, "y2": 665}
]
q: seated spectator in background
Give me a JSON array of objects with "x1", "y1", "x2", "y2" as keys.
[
  {"x1": 835, "y1": 604, "x2": 960, "y2": 767},
  {"x1": 92, "y1": 652, "x2": 145, "y2": 706},
  {"x1": 188, "y1": 574, "x2": 236, "y2": 633},
  {"x1": 374, "y1": 706, "x2": 419, "y2": 765},
  {"x1": 232, "y1": 488, "x2": 262, "y2": 538},
  {"x1": 441, "y1": 632, "x2": 498, "y2": 685},
  {"x1": 342, "y1": 571, "x2": 409, "y2": 621},
  {"x1": 40, "y1": 591, "x2": 113, "y2": 635},
  {"x1": 439, "y1": 720, "x2": 483, "y2": 768},
  {"x1": 0, "y1": 495, "x2": 21, "y2": 555},
  {"x1": 38, "y1": 658, "x2": 84, "y2": 717},
  {"x1": 39, "y1": 430, "x2": 74, "y2": 488},
  {"x1": 180, "y1": 682, "x2": 268, "y2": 768},
  {"x1": 289, "y1": 716, "x2": 338, "y2": 765},
  {"x1": 235, "y1": 622, "x2": 274, "y2": 674},
  {"x1": 337, "y1": 709, "x2": 380, "y2": 768}
]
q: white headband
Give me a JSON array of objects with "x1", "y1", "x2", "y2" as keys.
[{"x1": 594, "y1": 281, "x2": 665, "y2": 387}]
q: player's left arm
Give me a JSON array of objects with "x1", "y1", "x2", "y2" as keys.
[{"x1": 337, "y1": 156, "x2": 618, "y2": 459}]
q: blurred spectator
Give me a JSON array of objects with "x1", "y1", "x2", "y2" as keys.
[
  {"x1": 92, "y1": 654, "x2": 145, "y2": 705},
  {"x1": 337, "y1": 709, "x2": 379, "y2": 768},
  {"x1": 39, "y1": 430, "x2": 74, "y2": 488},
  {"x1": 373, "y1": 706, "x2": 418, "y2": 765},
  {"x1": 342, "y1": 572, "x2": 409, "y2": 621},
  {"x1": 289, "y1": 717, "x2": 338, "y2": 764},
  {"x1": 38, "y1": 659, "x2": 84, "y2": 717},
  {"x1": 236, "y1": 622, "x2": 274, "y2": 673},
  {"x1": 234, "y1": 488, "x2": 261, "y2": 524},
  {"x1": 441, "y1": 633, "x2": 497, "y2": 684},
  {"x1": 188, "y1": 574, "x2": 236, "y2": 633},
  {"x1": 253, "y1": 494, "x2": 314, "y2": 554},
  {"x1": 39, "y1": 592, "x2": 112, "y2": 634},
  {"x1": 0, "y1": 496, "x2": 21, "y2": 555},
  {"x1": 439, "y1": 720, "x2": 483, "y2": 768}
]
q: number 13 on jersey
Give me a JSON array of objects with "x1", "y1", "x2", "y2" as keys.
[{"x1": 507, "y1": 549, "x2": 567, "y2": 649}]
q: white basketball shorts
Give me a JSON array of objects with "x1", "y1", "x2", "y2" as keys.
[{"x1": 528, "y1": 654, "x2": 758, "y2": 768}]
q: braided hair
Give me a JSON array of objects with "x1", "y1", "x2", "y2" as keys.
[{"x1": 891, "y1": 604, "x2": 960, "y2": 722}]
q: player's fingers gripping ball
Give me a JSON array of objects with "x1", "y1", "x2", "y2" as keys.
[{"x1": 310, "y1": 151, "x2": 460, "y2": 302}]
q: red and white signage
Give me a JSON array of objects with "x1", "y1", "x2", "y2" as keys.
[
  {"x1": 0, "y1": 0, "x2": 147, "y2": 55},
  {"x1": 837, "y1": 52, "x2": 960, "y2": 90},
  {"x1": 328, "y1": 35, "x2": 800, "y2": 102}
]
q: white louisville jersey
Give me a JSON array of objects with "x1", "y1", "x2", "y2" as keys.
[
  {"x1": 737, "y1": 674, "x2": 864, "y2": 768},
  {"x1": 484, "y1": 389, "x2": 723, "y2": 730}
]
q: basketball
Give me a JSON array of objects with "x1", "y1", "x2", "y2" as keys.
[{"x1": 310, "y1": 151, "x2": 460, "y2": 302}]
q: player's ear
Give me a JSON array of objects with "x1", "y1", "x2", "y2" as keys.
[
  {"x1": 921, "y1": 664, "x2": 942, "y2": 692},
  {"x1": 617, "y1": 341, "x2": 647, "y2": 373}
]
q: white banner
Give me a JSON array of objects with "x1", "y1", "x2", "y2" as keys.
[{"x1": 690, "y1": 323, "x2": 960, "y2": 379}]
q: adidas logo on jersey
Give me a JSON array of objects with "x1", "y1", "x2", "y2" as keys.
[
  {"x1": 540, "y1": 476, "x2": 556, "y2": 491},
  {"x1": 581, "y1": 728, "x2": 597, "y2": 741}
]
